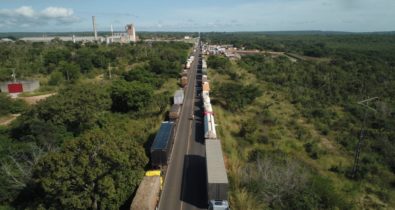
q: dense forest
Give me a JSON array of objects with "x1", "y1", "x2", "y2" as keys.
[
  {"x1": 204, "y1": 33, "x2": 395, "y2": 209},
  {"x1": 0, "y1": 40, "x2": 191, "y2": 209}
]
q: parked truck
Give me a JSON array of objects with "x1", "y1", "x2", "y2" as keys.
[
  {"x1": 204, "y1": 113, "x2": 217, "y2": 139},
  {"x1": 130, "y1": 170, "x2": 162, "y2": 210},
  {"x1": 181, "y1": 76, "x2": 188, "y2": 87},
  {"x1": 169, "y1": 104, "x2": 181, "y2": 120},
  {"x1": 174, "y1": 89, "x2": 185, "y2": 105},
  {"x1": 205, "y1": 140, "x2": 230, "y2": 210},
  {"x1": 203, "y1": 82, "x2": 210, "y2": 92},
  {"x1": 150, "y1": 121, "x2": 175, "y2": 167}
]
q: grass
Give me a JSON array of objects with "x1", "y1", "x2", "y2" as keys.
[{"x1": 207, "y1": 59, "x2": 395, "y2": 209}]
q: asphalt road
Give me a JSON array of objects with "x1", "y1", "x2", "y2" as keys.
[{"x1": 159, "y1": 43, "x2": 207, "y2": 210}]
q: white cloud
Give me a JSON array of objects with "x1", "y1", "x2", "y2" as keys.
[
  {"x1": 41, "y1": 7, "x2": 74, "y2": 18},
  {"x1": 0, "y1": 6, "x2": 79, "y2": 30},
  {"x1": 15, "y1": 6, "x2": 35, "y2": 17}
]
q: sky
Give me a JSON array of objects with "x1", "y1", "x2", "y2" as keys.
[{"x1": 0, "y1": 0, "x2": 394, "y2": 32}]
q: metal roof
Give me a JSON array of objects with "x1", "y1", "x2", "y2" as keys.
[
  {"x1": 151, "y1": 122, "x2": 174, "y2": 150},
  {"x1": 174, "y1": 89, "x2": 184, "y2": 98},
  {"x1": 206, "y1": 140, "x2": 228, "y2": 184}
]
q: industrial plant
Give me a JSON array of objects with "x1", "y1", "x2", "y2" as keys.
[{"x1": 20, "y1": 16, "x2": 138, "y2": 44}]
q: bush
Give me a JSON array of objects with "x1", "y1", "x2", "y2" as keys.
[
  {"x1": 304, "y1": 141, "x2": 319, "y2": 159},
  {"x1": 214, "y1": 82, "x2": 262, "y2": 111},
  {"x1": 48, "y1": 70, "x2": 64, "y2": 86},
  {"x1": 0, "y1": 94, "x2": 28, "y2": 116},
  {"x1": 110, "y1": 80, "x2": 154, "y2": 113}
]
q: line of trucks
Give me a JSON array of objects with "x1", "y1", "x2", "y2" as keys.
[
  {"x1": 130, "y1": 41, "x2": 230, "y2": 210},
  {"x1": 130, "y1": 45, "x2": 196, "y2": 210},
  {"x1": 198, "y1": 46, "x2": 230, "y2": 210}
]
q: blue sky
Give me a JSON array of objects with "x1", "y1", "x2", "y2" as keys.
[{"x1": 0, "y1": 0, "x2": 394, "y2": 32}]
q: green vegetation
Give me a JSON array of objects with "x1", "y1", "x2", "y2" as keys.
[
  {"x1": 0, "y1": 94, "x2": 28, "y2": 117},
  {"x1": 0, "y1": 40, "x2": 190, "y2": 209},
  {"x1": 29, "y1": 129, "x2": 147, "y2": 210},
  {"x1": 205, "y1": 33, "x2": 395, "y2": 209}
]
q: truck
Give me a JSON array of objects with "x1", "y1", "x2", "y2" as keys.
[
  {"x1": 169, "y1": 104, "x2": 181, "y2": 120},
  {"x1": 150, "y1": 122, "x2": 175, "y2": 167},
  {"x1": 130, "y1": 170, "x2": 162, "y2": 210},
  {"x1": 203, "y1": 82, "x2": 210, "y2": 92},
  {"x1": 181, "y1": 76, "x2": 188, "y2": 87},
  {"x1": 174, "y1": 89, "x2": 185, "y2": 105},
  {"x1": 205, "y1": 140, "x2": 230, "y2": 210},
  {"x1": 202, "y1": 59, "x2": 208, "y2": 69},
  {"x1": 204, "y1": 113, "x2": 217, "y2": 139}
]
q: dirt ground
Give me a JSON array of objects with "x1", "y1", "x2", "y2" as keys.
[
  {"x1": 0, "y1": 114, "x2": 21, "y2": 126},
  {"x1": 20, "y1": 93, "x2": 56, "y2": 105}
]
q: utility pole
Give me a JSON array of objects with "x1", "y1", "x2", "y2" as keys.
[
  {"x1": 351, "y1": 97, "x2": 379, "y2": 178},
  {"x1": 11, "y1": 68, "x2": 16, "y2": 82}
]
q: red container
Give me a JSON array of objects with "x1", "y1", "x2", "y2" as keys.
[{"x1": 8, "y1": 83, "x2": 23, "y2": 93}]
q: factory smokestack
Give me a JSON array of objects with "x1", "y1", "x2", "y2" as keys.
[{"x1": 92, "y1": 16, "x2": 98, "y2": 41}]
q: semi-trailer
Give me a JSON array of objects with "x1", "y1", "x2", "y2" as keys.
[
  {"x1": 181, "y1": 76, "x2": 188, "y2": 87},
  {"x1": 205, "y1": 140, "x2": 230, "y2": 210},
  {"x1": 202, "y1": 60, "x2": 208, "y2": 69},
  {"x1": 169, "y1": 104, "x2": 181, "y2": 120},
  {"x1": 203, "y1": 82, "x2": 210, "y2": 92},
  {"x1": 130, "y1": 170, "x2": 162, "y2": 210},
  {"x1": 204, "y1": 113, "x2": 217, "y2": 139},
  {"x1": 150, "y1": 121, "x2": 175, "y2": 167},
  {"x1": 174, "y1": 89, "x2": 185, "y2": 105},
  {"x1": 202, "y1": 75, "x2": 208, "y2": 84}
]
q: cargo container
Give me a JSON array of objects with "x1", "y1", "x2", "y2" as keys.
[
  {"x1": 203, "y1": 82, "x2": 210, "y2": 92},
  {"x1": 204, "y1": 113, "x2": 217, "y2": 139},
  {"x1": 202, "y1": 75, "x2": 208, "y2": 84},
  {"x1": 130, "y1": 171, "x2": 162, "y2": 210},
  {"x1": 181, "y1": 70, "x2": 188, "y2": 76},
  {"x1": 7, "y1": 83, "x2": 23, "y2": 93},
  {"x1": 205, "y1": 140, "x2": 230, "y2": 210},
  {"x1": 181, "y1": 76, "x2": 188, "y2": 87},
  {"x1": 202, "y1": 60, "x2": 208, "y2": 69},
  {"x1": 150, "y1": 122, "x2": 175, "y2": 167},
  {"x1": 186, "y1": 61, "x2": 192, "y2": 69},
  {"x1": 169, "y1": 104, "x2": 181, "y2": 120},
  {"x1": 202, "y1": 91, "x2": 210, "y2": 104},
  {"x1": 174, "y1": 89, "x2": 184, "y2": 105},
  {"x1": 204, "y1": 103, "x2": 213, "y2": 113}
]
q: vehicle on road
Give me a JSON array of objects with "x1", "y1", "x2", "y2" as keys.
[
  {"x1": 151, "y1": 121, "x2": 175, "y2": 167},
  {"x1": 206, "y1": 140, "x2": 230, "y2": 210},
  {"x1": 130, "y1": 170, "x2": 162, "y2": 210}
]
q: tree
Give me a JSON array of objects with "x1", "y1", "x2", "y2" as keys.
[
  {"x1": 48, "y1": 70, "x2": 64, "y2": 86},
  {"x1": 31, "y1": 129, "x2": 148, "y2": 210},
  {"x1": 58, "y1": 61, "x2": 81, "y2": 83},
  {"x1": 12, "y1": 84, "x2": 111, "y2": 141},
  {"x1": 122, "y1": 66, "x2": 163, "y2": 88},
  {"x1": 110, "y1": 80, "x2": 154, "y2": 113},
  {"x1": 214, "y1": 82, "x2": 262, "y2": 111},
  {"x1": 0, "y1": 93, "x2": 28, "y2": 117}
]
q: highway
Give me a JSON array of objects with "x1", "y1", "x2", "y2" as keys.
[{"x1": 159, "y1": 43, "x2": 207, "y2": 210}]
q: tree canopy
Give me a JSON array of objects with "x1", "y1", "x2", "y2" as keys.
[{"x1": 30, "y1": 129, "x2": 147, "y2": 210}]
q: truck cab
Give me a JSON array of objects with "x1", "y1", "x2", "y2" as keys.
[{"x1": 209, "y1": 200, "x2": 230, "y2": 210}]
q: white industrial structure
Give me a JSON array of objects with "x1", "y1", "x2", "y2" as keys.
[
  {"x1": 20, "y1": 17, "x2": 137, "y2": 44},
  {"x1": 92, "y1": 16, "x2": 98, "y2": 41}
]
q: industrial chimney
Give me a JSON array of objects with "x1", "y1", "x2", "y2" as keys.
[
  {"x1": 92, "y1": 16, "x2": 98, "y2": 41},
  {"x1": 125, "y1": 24, "x2": 136, "y2": 42}
]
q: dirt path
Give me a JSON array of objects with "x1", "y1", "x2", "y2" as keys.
[
  {"x1": 0, "y1": 114, "x2": 21, "y2": 126},
  {"x1": 20, "y1": 93, "x2": 56, "y2": 105}
]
